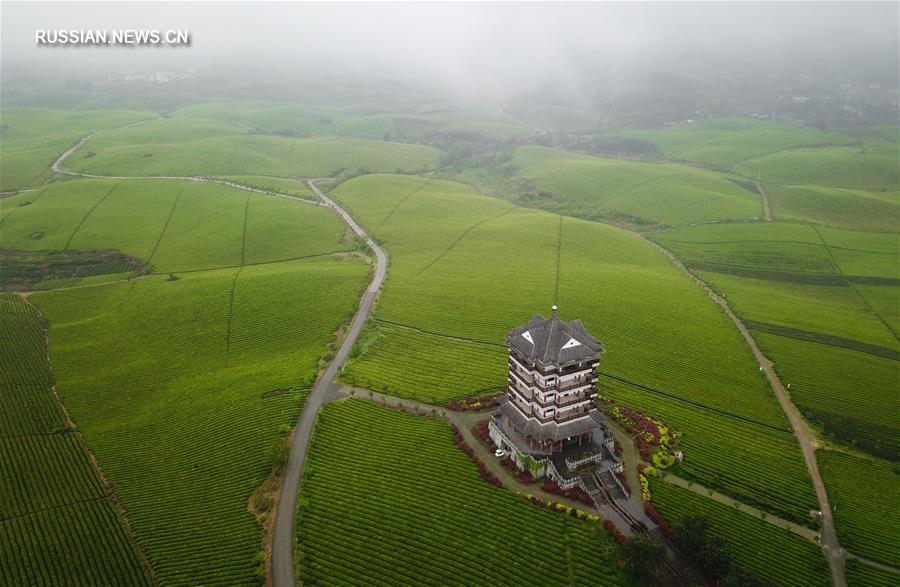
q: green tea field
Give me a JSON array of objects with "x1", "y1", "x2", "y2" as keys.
[
  {"x1": 2, "y1": 174, "x2": 371, "y2": 584},
  {"x1": 333, "y1": 173, "x2": 822, "y2": 524},
  {"x1": 649, "y1": 478, "x2": 831, "y2": 586},
  {"x1": 504, "y1": 145, "x2": 763, "y2": 227},
  {"x1": 296, "y1": 399, "x2": 629, "y2": 585},
  {"x1": 653, "y1": 222, "x2": 899, "y2": 459},
  {"x1": 0, "y1": 107, "x2": 155, "y2": 191},
  {"x1": 1, "y1": 88, "x2": 897, "y2": 587},
  {"x1": 0, "y1": 294, "x2": 154, "y2": 585},
  {"x1": 57, "y1": 115, "x2": 443, "y2": 179}
]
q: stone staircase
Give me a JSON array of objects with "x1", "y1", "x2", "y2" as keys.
[
  {"x1": 578, "y1": 473, "x2": 607, "y2": 505},
  {"x1": 598, "y1": 469, "x2": 626, "y2": 500}
]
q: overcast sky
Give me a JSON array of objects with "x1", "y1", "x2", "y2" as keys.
[{"x1": 2, "y1": 2, "x2": 898, "y2": 99}]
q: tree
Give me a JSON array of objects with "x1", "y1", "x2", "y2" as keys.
[
  {"x1": 623, "y1": 534, "x2": 666, "y2": 585},
  {"x1": 675, "y1": 515, "x2": 709, "y2": 557},
  {"x1": 700, "y1": 535, "x2": 731, "y2": 579}
]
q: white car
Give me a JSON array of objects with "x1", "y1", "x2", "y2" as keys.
[{"x1": 494, "y1": 449, "x2": 506, "y2": 458}]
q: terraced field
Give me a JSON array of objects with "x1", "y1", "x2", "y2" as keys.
[
  {"x1": 296, "y1": 399, "x2": 628, "y2": 585},
  {"x1": 1, "y1": 178, "x2": 356, "y2": 273},
  {"x1": 0, "y1": 294, "x2": 153, "y2": 586},
  {"x1": 653, "y1": 222, "x2": 899, "y2": 458},
  {"x1": 817, "y1": 451, "x2": 899, "y2": 567},
  {"x1": 334, "y1": 173, "x2": 821, "y2": 524},
  {"x1": 61, "y1": 116, "x2": 443, "y2": 178},
  {"x1": 0, "y1": 174, "x2": 372, "y2": 584},
  {"x1": 649, "y1": 479, "x2": 831, "y2": 586},
  {"x1": 0, "y1": 107, "x2": 154, "y2": 191},
  {"x1": 845, "y1": 559, "x2": 899, "y2": 587},
  {"x1": 762, "y1": 183, "x2": 899, "y2": 232},
  {"x1": 506, "y1": 145, "x2": 762, "y2": 226},
  {"x1": 734, "y1": 146, "x2": 899, "y2": 191}
]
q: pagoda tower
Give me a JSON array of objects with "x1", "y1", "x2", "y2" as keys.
[{"x1": 489, "y1": 306, "x2": 614, "y2": 488}]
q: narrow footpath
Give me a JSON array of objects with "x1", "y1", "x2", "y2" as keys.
[
  {"x1": 644, "y1": 237, "x2": 846, "y2": 587},
  {"x1": 755, "y1": 182, "x2": 772, "y2": 222}
]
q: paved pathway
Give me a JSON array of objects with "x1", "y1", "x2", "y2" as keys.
[
  {"x1": 644, "y1": 237, "x2": 847, "y2": 587},
  {"x1": 270, "y1": 181, "x2": 387, "y2": 587}
]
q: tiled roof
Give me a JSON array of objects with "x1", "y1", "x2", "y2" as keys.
[{"x1": 507, "y1": 308, "x2": 603, "y2": 368}]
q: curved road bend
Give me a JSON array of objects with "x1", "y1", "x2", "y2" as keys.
[
  {"x1": 50, "y1": 134, "x2": 387, "y2": 586},
  {"x1": 270, "y1": 180, "x2": 387, "y2": 587},
  {"x1": 645, "y1": 237, "x2": 846, "y2": 587}
]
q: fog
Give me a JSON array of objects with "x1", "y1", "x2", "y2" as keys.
[{"x1": 2, "y1": 1, "x2": 898, "y2": 105}]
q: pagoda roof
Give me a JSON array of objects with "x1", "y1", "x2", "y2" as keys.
[{"x1": 506, "y1": 307, "x2": 603, "y2": 369}]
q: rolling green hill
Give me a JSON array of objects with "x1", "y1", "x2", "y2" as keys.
[
  {"x1": 333, "y1": 173, "x2": 818, "y2": 524},
  {"x1": 618, "y1": 117, "x2": 853, "y2": 167},
  {"x1": 62, "y1": 116, "x2": 443, "y2": 178},
  {"x1": 506, "y1": 145, "x2": 762, "y2": 227},
  {"x1": 0, "y1": 107, "x2": 155, "y2": 191}
]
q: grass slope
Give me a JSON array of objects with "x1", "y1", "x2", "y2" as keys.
[
  {"x1": 296, "y1": 399, "x2": 628, "y2": 585},
  {"x1": 619, "y1": 117, "x2": 852, "y2": 167},
  {"x1": 1, "y1": 178, "x2": 355, "y2": 273},
  {"x1": 735, "y1": 146, "x2": 899, "y2": 191},
  {"x1": 763, "y1": 184, "x2": 899, "y2": 233}
]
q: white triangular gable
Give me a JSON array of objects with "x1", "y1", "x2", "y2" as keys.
[
  {"x1": 561, "y1": 337, "x2": 581, "y2": 349},
  {"x1": 522, "y1": 331, "x2": 533, "y2": 344}
]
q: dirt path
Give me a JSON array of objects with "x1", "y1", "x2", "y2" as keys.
[
  {"x1": 658, "y1": 474, "x2": 819, "y2": 540},
  {"x1": 755, "y1": 182, "x2": 772, "y2": 222},
  {"x1": 644, "y1": 237, "x2": 846, "y2": 587},
  {"x1": 269, "y1": 180, "x2": 388, "y2": 587}
]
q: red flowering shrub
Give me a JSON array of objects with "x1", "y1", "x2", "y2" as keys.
[
  {"x1": 638, "y1": 439, "x2": 650, "y2": 461},
  {"x1": 644, "y1": 501, "x2": 678, "y2": 543},
  {"x1": 451, "y1": 426, "x2": 502, "y2": 488},
  {"x1": 603, "y1": 519, "x2": 627, "y2": 546}
]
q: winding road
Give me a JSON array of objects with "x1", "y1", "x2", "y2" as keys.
[
  {"x1": 51, "y1": 133, "x2": 388, "y2": 587},
  {"x1": 48, "y1": 129, "x2": 854, "y2": 586},
  {"x1": 269, "y1": 182, "x2": 387, "y2": 587}
]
